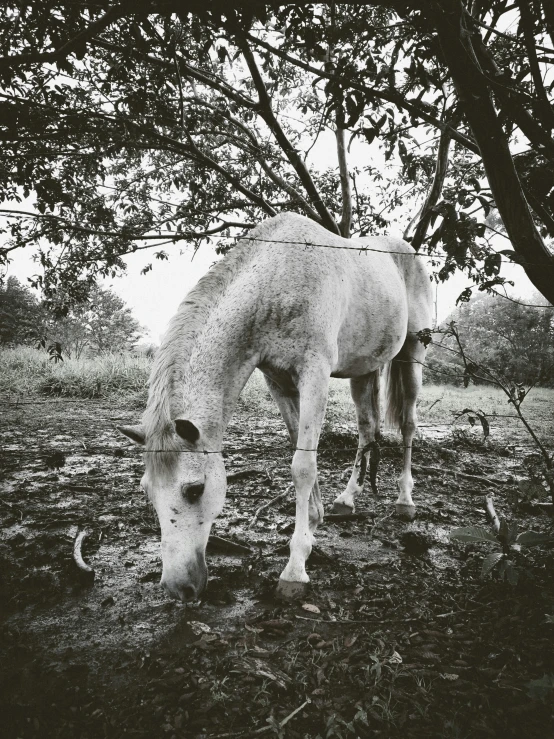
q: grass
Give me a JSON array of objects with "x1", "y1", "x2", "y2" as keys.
[
  {"x1": 239, "y1": 372, "x2": 554, "y2": 447},
  {"x1": 2, "y1": 347, "x2": 552, "y2": 446},
  {"x1": 0, "y1": 346, "x2": 150, "y2": 400}
]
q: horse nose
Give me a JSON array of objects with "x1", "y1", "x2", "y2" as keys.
[{"x1": 161, "y1": 576, "x2": 198, "y2": 602}]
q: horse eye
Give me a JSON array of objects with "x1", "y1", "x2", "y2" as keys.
[{"x1": 183, "y1": 483, "x2": 204, "y2": 504}]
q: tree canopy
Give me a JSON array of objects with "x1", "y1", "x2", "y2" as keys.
[
  {"x1": 1, "y1": 1, "x2": 553, "y2": 310},
  {"x1": 0, "y1": 276, "x2": 44, "y2": 345},
  {"x1": 427, "y1": 292, "x2": 554, "y2": 387},
  {"x1": 0, "y1": 278, "x2": 144, "y2": 356}
]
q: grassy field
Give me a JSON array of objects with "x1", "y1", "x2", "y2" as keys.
[
  {"x1": 240, "y1": 372, "x2": 554, "y2": 445},
  {"x1": 2, "y1": 347, "x2": 552, "y2": 443},
  {"x1": 0, "y1": 346, "x2": 150, "y2": 400}
]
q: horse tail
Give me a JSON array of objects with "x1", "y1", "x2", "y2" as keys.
[{"x1": 382, "y1": 358, "x2": 404, "y2": 431}]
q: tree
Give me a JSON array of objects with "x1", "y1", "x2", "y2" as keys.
[
  {"x1": 427, "y1": 293, "x2": 554, "y2": 387},
  {"x1": 0, "y1": 1, "x2": 553, "y2": 308},
  {"x1": 0, "y1": 276, "x2": 44, "y2": 345},
  {"x1": 45, "y1": 286, "x2": 145, "y2": 357}
]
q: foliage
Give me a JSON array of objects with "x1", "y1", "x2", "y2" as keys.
[
  {"x1": 427, "y1": 294, "x2": 554, "y2": 388},
  {"x1": 0, "y1": 276, "x2": 45, "y2": 345},
  {"x1": 426, "y1": 315, "x2": 554, "y2": 502},
  {"x1": 0, "y1": 277, "x2": 143, "y2": 357},
  {"x1": 44, "y1": 286, "x2": 145, "y2": 358},
  {"x1": 0, "y1": 345, "x2": 150, "y2": 399},
  {"x1": 451, "y1": 518, "x2": 552, "y2": 585},
  {"x1": 0, "y1": 2, "x2": 553, "y2": 307}
]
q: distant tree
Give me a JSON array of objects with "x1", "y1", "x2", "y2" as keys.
[
  {"x1": 427, "y1": 294, "x2": 554, "y2": 387},
  {"x1": 0, "y1": 276, "x2": 44, "y2": 345},
  {"x1": 46, "y1": 286, "x2": 145, "y2": 357}
]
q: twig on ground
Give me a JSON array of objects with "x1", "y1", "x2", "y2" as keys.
[
  {"x1": 295, "y1": 615, "x2": 421, "y2": 625},
  {"x1": 208, "y1": 698, "x2": 311, "y2": 738},
  {"x1": 207, "y1": 535, "x2": 252, "y2": 555},
  {"x1": 249, "y1": 486, "x2": 292, "y2": 528},
  {"x1": 325, "y1": 512, "x2": 373, "y2": 522},
  {"x1": 484, "y1": 494, "x2": 501, "y2": 533},
  {"x1": 73, "y1": 530, "x2": 95, "y2": 584},
  {"x1": 412, "y1": 464, "x2": 503, "y2": 486},
  {"x1": 368, "y1": 510, "x2": 395, "y2": 539}
]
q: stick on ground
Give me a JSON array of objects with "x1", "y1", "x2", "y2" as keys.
[
  {"x1": 484, "y1": 494, "x2": 501, "y2": 533},
  {"x1": 73, "y1": 530, "x2": 95, "y2": 584},
  {"x1": 249, "y1": 486, "x2": 292, "y2": 528}
]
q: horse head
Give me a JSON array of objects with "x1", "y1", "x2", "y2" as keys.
[{"x1": 118, "y1": 420, "x2": 226, "y2": 602}]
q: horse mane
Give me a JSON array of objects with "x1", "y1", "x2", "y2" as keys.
[{"x1": 142, "y1": 218, "x2": 278, "y2": 456}]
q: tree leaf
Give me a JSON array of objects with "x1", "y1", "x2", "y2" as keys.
[
  {"x1": 481, "y1": 552, "x2": 504, "y2": 578},
  {"x1": 450, "y1": 526, "x2": 498, "y2": 543},
  {"x1": 515, "y1": 531, "x2": 553, "y2": 547},
  {"x1": 504, "y1": 560, "x2": 519, "y2": 585}
]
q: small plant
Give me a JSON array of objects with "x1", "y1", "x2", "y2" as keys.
[
  {"x1": 451, "y1": 496, "x2": 552, "y2": 584},
  {"x1": 37, "y1": 337, "x2": 64, "y2": 363}
]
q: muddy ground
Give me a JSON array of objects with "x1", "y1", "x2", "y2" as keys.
[{"x1": 1, "y1": 398, "x2": 554, "y2": 739}]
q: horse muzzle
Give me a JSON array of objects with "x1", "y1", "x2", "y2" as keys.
[{"x1": 160, "y1": 550, "x2": 208, "y2": 603}]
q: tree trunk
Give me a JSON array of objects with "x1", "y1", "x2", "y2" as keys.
[
  {"x1": 335, "y1": 124, "x2": 352, "y2": 238},
  {"x1": 405, "y1": 123, "x2": 454, "y2": 250},
  {"x1": 431, "y1": 0, "x2": 554, "y2": 305}
]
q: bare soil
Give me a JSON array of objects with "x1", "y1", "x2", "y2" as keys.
[{"x1": 1, "y1": 398, "x2": 554, "y2": 739}]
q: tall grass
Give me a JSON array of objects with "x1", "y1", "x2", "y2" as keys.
[{"x1": 0, "y1": 346, "x2": 151, "y2": 400}]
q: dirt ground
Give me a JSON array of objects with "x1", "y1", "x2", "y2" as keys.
[{"x1": 1, "y1": 398, "x2": 554, "y2": 739}]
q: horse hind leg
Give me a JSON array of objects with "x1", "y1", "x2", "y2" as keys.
[
  {"x1": 331, "y1": 372, "x2": 381, "y2": 514},
  {"x1": 386, "y1": 340, "x2": 424, "y2": 521}
]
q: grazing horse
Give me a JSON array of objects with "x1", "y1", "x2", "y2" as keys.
[{"x1": 119, "y1": 213, "x2": 432, "y2": 601}]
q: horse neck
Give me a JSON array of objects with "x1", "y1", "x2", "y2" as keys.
[{"x1": 180, "y1": 308, "x2": 258, "y2": 445}]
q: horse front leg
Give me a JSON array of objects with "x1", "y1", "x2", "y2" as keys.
[
  {"x1": 277, "y1": 364, "x2": 330, "y2": 600},
  {"x1": 332, "y1": 372, "x2": 380, "y2": 514},
  {"x1": 263, "y1": 375, "x2": 323, "y2": 532}
]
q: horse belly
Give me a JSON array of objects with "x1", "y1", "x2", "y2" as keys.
[{"x1": 332, "y1": 284, "x2": 408, "y2": 377}]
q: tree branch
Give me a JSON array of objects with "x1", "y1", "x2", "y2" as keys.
[
  {"x1": 432, "y1": 0, "x2": 554, "y2": 305},
  {"x1": 185, "y1": 96, "x2": 321, "y2": 221},
  {"x1": 335, "y1": 125, "x2": 352, "y2": 237},
  {"x1": 233, "y1": 30, "x2": 340, "y2": 233},
  {"x1": 516, "y1": 0, "x2": 554, "y2": 130},
  {"x1": 405, "y1": 116, "x2": 456, "y2": 250},
  {"x1": 0, "y1": 5, "x2": 126, "y2": 71},
  {"x1": 246, "y1": 33, "x2": 480, "y2": 155}
]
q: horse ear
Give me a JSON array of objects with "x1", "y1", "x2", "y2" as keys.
[
  {"x1": 118, "y1": 425, "x2": 146, "y2": 446},
  {"x1": 174, "y1": 419, "x2": 200, "y2": 444}
]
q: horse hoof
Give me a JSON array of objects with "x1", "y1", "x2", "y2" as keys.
[
  {"x1": 275, "y1": 578, "x2": 309, "y2": 601},
  {"x1": 395, "y1": 503, "x2": 416, "y2": 521},
  {"x1": 331, "y1": 501, "x2": 354, "y2": 515}
]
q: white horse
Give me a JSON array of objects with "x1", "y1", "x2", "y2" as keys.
[{"x1": 119, "y1": 213, "x2": 432, "y2": 601}]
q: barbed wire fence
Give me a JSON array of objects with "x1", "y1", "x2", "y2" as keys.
[{"x1": 1, "y1": 235, "x2": 553, "y2": 502}]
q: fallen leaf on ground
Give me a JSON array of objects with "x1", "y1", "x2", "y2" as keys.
[{"x1": 302, "y1": 603, "x2": 321, "y2": 614}]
